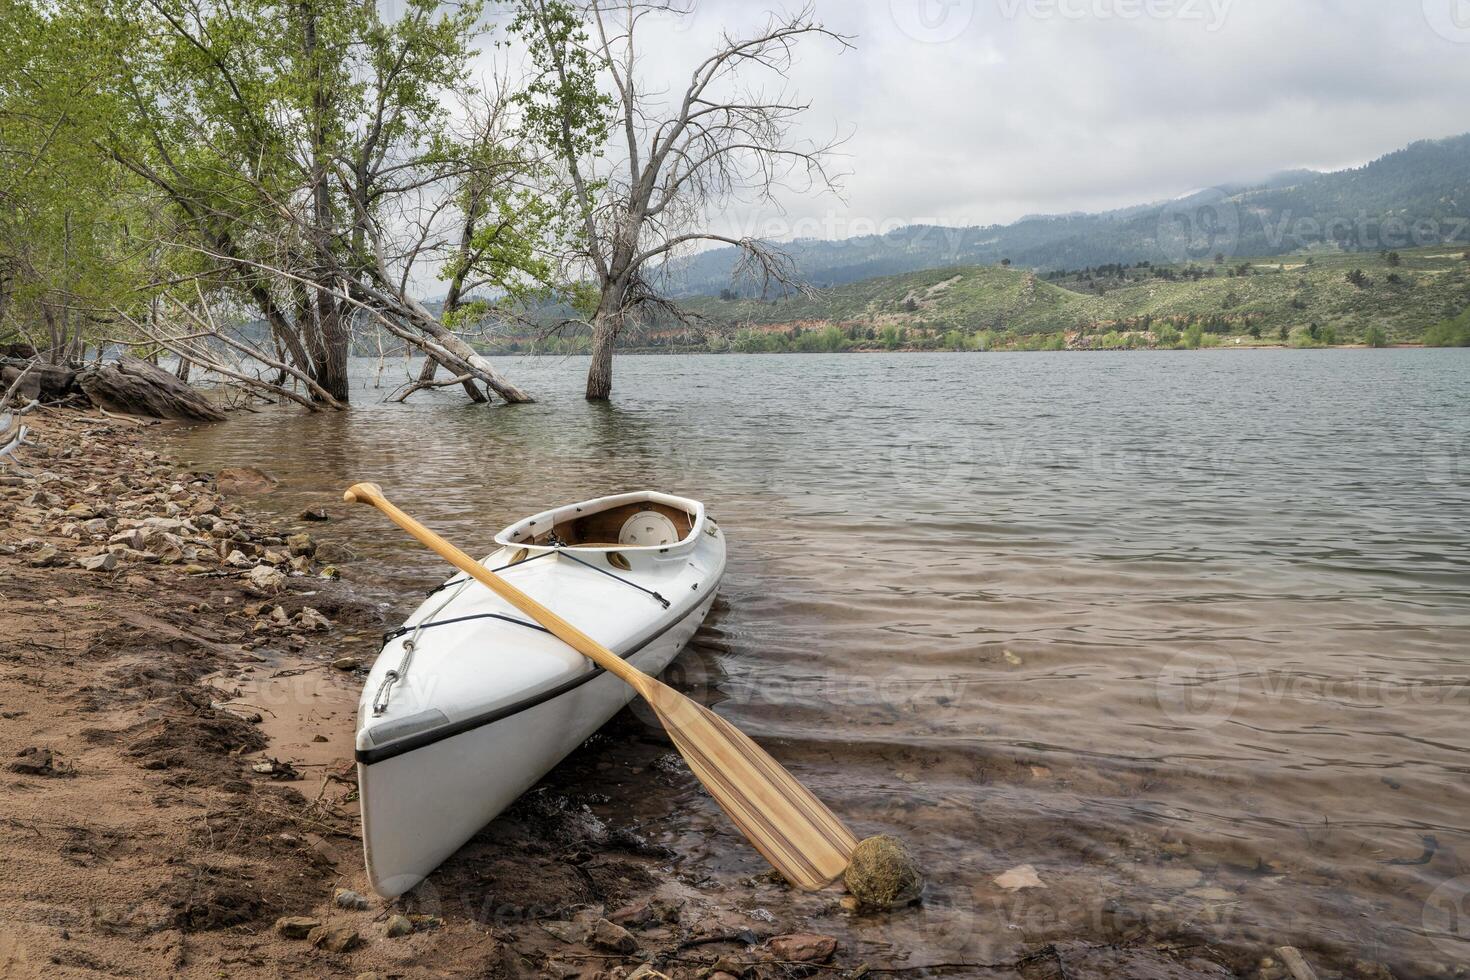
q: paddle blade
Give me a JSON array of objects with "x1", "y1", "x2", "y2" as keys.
[{"x1": 648, "y1": 682, "x2": 858, "y2": 890}]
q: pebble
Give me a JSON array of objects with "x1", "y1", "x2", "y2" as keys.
[
  {"x1": 765, "y1": 933, "x2": 837, "y2": 963},
  {"x1": 78, "y1": 552, "x2": 118, "y2": 572},
  {"x1": 334, "y1": 888, "x2": 370, "y2": 910},
  {"x1": 274, "y1": 916, "x2": 320, "y2": 939},
  {"x1": 589, "y1": 917, "x2": 637, "y2": 953},
  {"x1": 307, "y1": 924, "x2": 361, "y2": 953},
  {"x1": 331, "y1": 657, "x2": 362, "y2": 671},
  {"x1": 384, "y1": 914, "x2": 413, "y2": 938}
]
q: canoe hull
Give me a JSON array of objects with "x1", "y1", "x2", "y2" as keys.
[{"x1": 359, "y1": 590, "x2": 717, "y2": 898}]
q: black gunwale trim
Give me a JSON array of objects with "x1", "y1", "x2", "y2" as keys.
[{"x1": 355, "y1": 574, "x2": 722, "y2": 766}]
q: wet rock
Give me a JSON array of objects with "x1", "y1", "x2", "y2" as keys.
[
  {"x1": 8, "y1": 747, "x2": 57, "y2": 776},
  {"x1": 765, "y1": 933, "x2": 837, "y2": 963},
  {"x1": 296, "y1": 607, "x2": 331, "y2": 631},
  {"x1": 319, "y1": 565, "x2": 340, "y2": 580},
  {"x1": 299, "y1": 507, "x2": 330, "y2": 521},
  {"x1": 540, "y1": 920, "x2": 589, "y2": 944},
  {"x1": 216, "y1": 466, "x2": 277, "y2": 496},
  {"x1": 275, "y1": 916, "x2": 321, "y2": 939},
  {"x1": 286, "y1": 532, "x2": 316, "y2": 557},
  {"x1": 993, "y1": 864, "x2": 1045, "y2": 892},
  {"x1": 308, "y1": 924, "x2": 361, "y2": 953},
  {"x1": 334, "y1": 888, "x2": 370, "y2": 910},
  {"x1": 589, "y1": 917, "x2": 636, "y2": 954},
  {"x1": 844, "y1": 834, "x2": 923, "y2": 910},
  {"x1": 247, "y1": 565, "x2": 286, "y2": 593},
  {"x1": 384, "y1": 914, "x2": 413, "y2": 938},
  {"x1": 78, "y1": 553, "x2": 118, "y2": 572},
  {"x1": 331, "y1": 657, "x2": 362, "y2": 672}
]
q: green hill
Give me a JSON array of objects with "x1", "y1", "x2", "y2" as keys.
[
  {"x1": 666, "y1": 133, "x2": 1470, "y2": 295},
  {"x1": 653, "y1": 246, "x2": 1470, "y2": 351}
]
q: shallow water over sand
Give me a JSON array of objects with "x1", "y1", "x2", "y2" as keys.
[{"x1": 164, "y1": 349, "x2": 1470, "y2": 975}]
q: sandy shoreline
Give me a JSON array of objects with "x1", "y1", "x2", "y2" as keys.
[{"x1": 0, "y1": 407, "x2": 1258, "y2": 979}]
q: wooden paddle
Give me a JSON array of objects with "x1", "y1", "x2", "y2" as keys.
[{"x1": 342, "y1": 482, "x2": 858, "y2": 890}]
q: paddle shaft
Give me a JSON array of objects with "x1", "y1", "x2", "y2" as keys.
[{"x1": 343, "y1": 483, "x2": 646, "y2": 690}]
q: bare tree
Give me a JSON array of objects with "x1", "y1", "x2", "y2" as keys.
[{"x1": 516, "y1": 0, "x2": 850, "y2": 399}]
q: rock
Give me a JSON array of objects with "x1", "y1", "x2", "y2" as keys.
[
  {"x1": 319, "y1": 565, "x2": 340, "y2": 580},
  {"x1": 626, "y1": 966, "x2": 672, "y2": 980},
  {"x1": 82, "y1": 518, "x2": 111, "y2": 536},
  {"x1": 78, "y1": 553, "x2": 118, "y2": 572},
  {"x1": 609, "y1": 899, "x2": 653, "y2": 927},
  {"x1": 286, "y1": 532, "x2": 316, "y2": 557},
  {"x1": 407, "y1": 914, "x2": 442, "y2": 929},
  {"x1": 844, "y1": 834, "x2": 924, "y2": 910},
  {"x1": 225, "y1": 550, "x2": 251, "y2": 567},
  {"x1": 27, "y1": 544, "x2": 64, "y2": 568},
  {"x1": 247, "y1": 565, "x2": 286, "y2": 593},
  {"x1": 65, "y1": 502, "x2": 95, "y2": 518},
  {"x1": 993, "y1": 864, "x2": 1046, "y2": 892},
  {"x1": 216, "y1": 466, "x2": 277, "y2": 496},
  {"x1": 331, "y1": 657, "x2": 362, "y2": 672},
  {"x1": 307, "y1": 924, "x2": 361, "y2": 953},
  {"x1": 296, "y1": 607, "x2": 332, "y2": 631},
  {"x1": 7, "y1": 747, "x2": 56, "y2": 776},
  {"x1": 384, "y1": 914, "x2": 414, "y2": 938},
  {"x1": 765, "y1": 933, "x2": 837, "y2": 963},
  {"x1": 76, "y1": 356, "x2": 225, "y2": 421},
  {"x1": 274, "y1": 916, "x2": 320, "y2": 939},
  {"x1": 299, "y1": 507, "x2": 330, "y2": 521},
  {"x1": 589, "y1": 917, "x2": 637, "y2": 954},
  {"x1": 540, "y1": 920, "x2": 589, "y2": 944},
  {"x1": 334, "y1": 888, "x2": 370, "y2": 910}
]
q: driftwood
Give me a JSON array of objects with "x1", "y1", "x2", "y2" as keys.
[
  {"x1": 1, "y1": 358, "x2": 77, "y2": 402},
  {"x1": 76, "y1": 356, "x2": 226, "y2": 422}
]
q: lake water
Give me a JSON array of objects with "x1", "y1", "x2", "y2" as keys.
[{"x1": 164, "y1": 350, "x2": 1470, "y2": 975}]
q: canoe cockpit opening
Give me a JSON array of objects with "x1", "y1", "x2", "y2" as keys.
[{"x1": 533, "y1": 500, "x2": 694, "y2": 549}]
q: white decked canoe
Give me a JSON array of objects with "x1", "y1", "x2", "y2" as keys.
[{"x1": 354, "y1": 490, "x2": 726, "y2": 898}]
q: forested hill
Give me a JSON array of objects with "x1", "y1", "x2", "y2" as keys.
[
  {"x1": 668, "y1": 133, "x2": 1470, "y2": 296},
  {"x1": 651, "y1": 246, "x2": 1470, "y2": 351}
]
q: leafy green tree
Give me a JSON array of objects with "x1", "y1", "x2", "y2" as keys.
[{"x1": 1364, "y1": 324, "x2": 1388, "y2": 347}]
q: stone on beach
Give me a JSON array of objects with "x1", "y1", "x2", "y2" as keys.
[
  {"x1": 385, "y1": 914, "x2": 414, "y2": 937},
  {"x1": 286, "y1": 532, "x2": 316, "y2": 557},
  {"x1": 307, "y1": 924, "x2": 361, "y2": 953},
  {"x1": 247, "y1": 564, "x2": 286, "y2": 592},
  {"x1": 765, "y1": 932, "x2": 837, "y2": 963},
  {"x1": 78, "y1": 552, "x2": 118, "y2": 572},
  {"x1": 589, "y1": 917, "x2": 637, "y2": 953},
  {"x1": 216, "y1": 466, "x2": 278, "y2": 496},
  {"x1": 274, "y1": 916, "x2": 320, "y2": 939},
  {"x1": 334, "y1": 888, "x2": 370, "y2": 910}
]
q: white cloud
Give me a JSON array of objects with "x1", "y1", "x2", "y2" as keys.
[{"x1": 473, "y1": 0, "x2": 1470, "y2": 243}]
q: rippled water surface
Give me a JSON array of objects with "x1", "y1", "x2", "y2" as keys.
[{"x1": 165, "y1": 350, "x2": 1470, "y2": 974}]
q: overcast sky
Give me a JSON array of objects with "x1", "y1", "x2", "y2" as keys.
[{"x1": 479, "y1": 0, "x2": 1470, "y2": 243}]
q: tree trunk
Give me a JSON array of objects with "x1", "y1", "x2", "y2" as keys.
[
  {"x1": 585, "y1": 314, "x2": 616, "y2": 400},
  {"x1": 585, "y1": 280, "x2": 626, "y2": 401},
  {"x1": 314, "y1": 291, "x2": 350, "y2": 402}
]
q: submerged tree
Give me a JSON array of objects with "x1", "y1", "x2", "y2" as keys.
[{"x1": 514, "y1": 0, "x2": 849, "y2": 400}]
